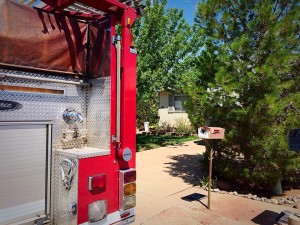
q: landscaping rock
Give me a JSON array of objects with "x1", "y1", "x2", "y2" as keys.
[
  {"x1": 292, "y1": 197, "x2": 299, "y2": 203},
  {"x1": 205, "y1": 187, "x2": 298, "y2": 209},
  {"x1": 278, "y1": 199, "x2": 285, "y2": 205},
  {"x1": 277, "y1": 197, "x2": 285, "y2": 203},
  {"x1": 293, "y1": 201, "x2": 300, "y2": 209},
  {"x1": 261, "y1": 197, "x2": 268, "y2": 202}
]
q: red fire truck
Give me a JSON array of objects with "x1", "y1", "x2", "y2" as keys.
[{"x1": 0, "y1": 0, "x2": 141, "y2": 224}]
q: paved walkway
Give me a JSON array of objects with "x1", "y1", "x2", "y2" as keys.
[{"x1": 134, "y1": 141, "x2": 299, "y2": 225}]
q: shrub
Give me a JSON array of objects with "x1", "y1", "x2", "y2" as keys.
[
  {"x1": 174, "y1": 117, "x2": 195, "y2": 135},
  {"x1": 158, "y1": 121, "x2": 173, "y2": 132},
  {"x1": 199, "y1": 176, "x2": 218, "y2": 189}
]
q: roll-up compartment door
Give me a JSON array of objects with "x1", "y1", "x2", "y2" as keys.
[{"x1": 0, "y1": 123, "x2": 50, "y2": 225}]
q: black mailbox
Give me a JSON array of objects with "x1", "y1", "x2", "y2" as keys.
[{"x1": 288, "y1": 129, "x2": 300, "y2": 151}]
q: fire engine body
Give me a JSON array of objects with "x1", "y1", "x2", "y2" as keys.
[{"x1": 0, "y1": 0, "x2": 140, "y2": 224}]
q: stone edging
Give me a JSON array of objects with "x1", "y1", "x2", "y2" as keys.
[{"x1": 203, "y1": 187, "x2": 300, "y2": 209}]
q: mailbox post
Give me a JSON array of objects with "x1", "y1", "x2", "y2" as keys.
[{"x1": 198, "y1": 127, "x2": 225, "y2": 209}]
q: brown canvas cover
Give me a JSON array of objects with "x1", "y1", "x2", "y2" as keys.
[
  {"x1": 88, "y1": 25, "x2": 110, "y2": 78},
  {"x1": 0, "y1": 0, "x2": 110, "y2": 77}
]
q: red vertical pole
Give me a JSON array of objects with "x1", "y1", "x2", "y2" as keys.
[{"x1": 118, "y1": 9, "x2": 137, "y2": 169}]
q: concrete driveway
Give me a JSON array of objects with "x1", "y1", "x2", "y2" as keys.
[{"x1": 134, "y1": 141, "x2": 299, "y2": 225}]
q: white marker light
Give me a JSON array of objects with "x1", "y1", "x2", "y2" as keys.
[
  {"x1": 123, "y1": 195, "x2": 136, "y2": 210},
  {"x1": 88, "y1": 200, "x2": 107, "y2": 223}
]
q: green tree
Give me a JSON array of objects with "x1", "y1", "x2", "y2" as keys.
[
  {"x1": 132, "y1": 0, "x2": 192, "y2": 128},
  {"x1": 185, "y1": 0, "x2": 300, "y2": 188}
]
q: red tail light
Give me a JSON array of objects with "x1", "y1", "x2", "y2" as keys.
[
  {"x1": 119, "y1": 169, "x2": 136, "y2": 210},
  {"x1": 88, "y1": 174, "x2": 106, "y2": 193},
  {"x1": 124, "y1": 170, "x2": 136, "y2": 184}
]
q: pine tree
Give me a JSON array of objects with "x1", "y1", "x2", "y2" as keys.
[{"x1": 185, "y1": 0, "x2": 300, "y2": 187}]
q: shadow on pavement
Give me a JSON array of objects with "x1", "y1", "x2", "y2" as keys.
[
  {"x1": 181, "y1": 193, "x2": 206, "y2": 202},
  {"x1": 182, "y1": 193, "x2": 208, "y2": 209},
  {"x1": 194, "y1": 140, "x2": 206, "y2": 146},
  {"x1": 164, "y1": 153, "x2": 205, "y2": 186},
  {"x1": 251, "y1": 210, "x2": 278, "y2": 225}
]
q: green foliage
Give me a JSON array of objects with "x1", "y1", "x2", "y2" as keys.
[
  {"x1": 132, "y1": 0, "x2": 193, "y2": 128},
  {"x1": 136, "y1": 134, "x2": 198, "y2": 151},
  {"x1": 174, "y1": 117, "x2": 195, "y2": 135},
  {"x1": 136, "y1": 101, "x2": 158, "y2": 130},
  {"x1": 158, "y1": 121, "x2": 173, "y2": 132},
  {"x1": 185, "y1": 0, "x2": 300, "y2": 188},
  {"x1": 199, "y1": 176, "x2": 218, "y2": 189}
]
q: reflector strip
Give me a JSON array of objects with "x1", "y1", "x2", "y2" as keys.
[{"x1": 120, "y1": 212, "x2": 130, "y2": 219}]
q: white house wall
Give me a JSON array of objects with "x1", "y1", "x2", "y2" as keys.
[{"x1": 158, "y1": 91, "x2": 190, "y2": 127}]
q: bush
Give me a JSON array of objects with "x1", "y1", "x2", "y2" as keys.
[
  {"x1": 199, "y1": 176, "x2": 218, "y2": 189},
  {"x1": 158, "y1": 121, "x2": 173, "y2": 132},
  {"x1": 174, "y1": 117, "x2": 195, "y2": 135}
]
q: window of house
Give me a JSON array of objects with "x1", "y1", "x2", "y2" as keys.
[{"x1": 168, "y1": 94, "x2": 188, "y2": 112}]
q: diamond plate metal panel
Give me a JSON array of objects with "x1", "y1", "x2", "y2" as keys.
[
  {"x1": 0, "y1": 68, "x2": 111, "y2": 150},
  {"x1": 56, "y1": 147, "x2": 110, "y2": 159},
  {"x1": 52, "y1": 153, "x2": 78, "y2": 225},
  {"x1": 86, "y1": 78, "x2": 111, "y2": 149},
  {"x1": 0, "y1": 69, "x2": 87, "y2": 149},
  {"x1": 0, "y1": 68, "x2": 112, "y2": 224}
]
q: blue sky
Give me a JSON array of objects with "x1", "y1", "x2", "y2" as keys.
[{"x1": 166, "y1": 0, "x2": 199, "y2": 25}]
